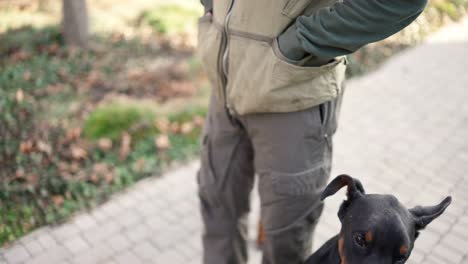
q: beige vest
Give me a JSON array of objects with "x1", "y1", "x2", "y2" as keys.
[{"x1": 197, "y1": 0, "x2": 347, "y2": 115}]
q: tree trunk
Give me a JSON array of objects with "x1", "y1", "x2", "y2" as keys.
[{"x1": 62, "y1": 0, "x2": 88, "y2": 48}]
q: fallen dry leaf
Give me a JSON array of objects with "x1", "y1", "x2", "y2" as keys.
[
  {"x1": 104, "y1": 172, "x2": 114, "y2": 183},
  {"x1": 74, "y1": 171, "x2": 87, "y2": 181},
  {"x1": 119, "y1": 133, "x2": 132, "y2": 160},
  {"x1": 45, "y1": 84, "x2": 64, "y2": 95},
  {"x1": 170, "y1": 123, "x2": 180, "y2": 134},
  {"x1": 127, "y1": 69, "x2": 144, "y2": 80},
  {"x1": 48, "y1": 43, "x2": 59, "y2": 54},
  {"x1": 89, "y1": 162, "x2": 114, "y2": 183},
  {"x1": 93, "y1": 163, "x2": 108, "y2": 174},
  {"x1": 181, "y1": 122, "x2": 194, "y2": 134},
  {"x1": 155, "y1": 118, "x2": 170, "y2": 133},
  {"x1": 37, "y1": 140, "x2": 52, "y2": 155},
  {"x1": 16, "y1": 89, "x2": 24, "y2": 103},
  {"x1": 60, "y1": 171, "x2": 72, "y2": 180},
  {"x1": 155, "y1": 134, "x2": 171, "y2": 150},
  {"x1": 11, "y1": 50, "x2": 31, "y2": 61},
  {"x1": 111, "y1": 32, "x2": 124, "y2": 43},
  {"x1": 66, "y1": 128, "x2": 82, "y2": 142},
  {"x1": 70, "y1": 162, "x2": 80, "y2": 173},
  {"x1": 26, "y1": 174, "x2": 39, "y2": 186},
  {"x1": 20, "y1": 140, "x2": 34, "y2": 154},
  {"x1": 71, "y1": 146, "x2": 87, "y2": 160},
  {"x1": 193, "y1": 116, "x2": 205, "y2": 127},
  {"x1": 52, "y1": 195, "x2": 64, "y2": 206},
  {"x1": 98, "y1": 138, "x2": 113, "y2": 151},
  {"x1": 15, "y1": 168, "x2": 25, "y2": 178},
  {"x1": 86, "y1": 71, "x2": 101, "y2": 85},
  {"x1": 89, "y1": 173, "x2": 100, "y2": 183},
  {"x1": 58, "y1": 162, "x2": 69, "y2": 172},
  {"x1": 66, "y1": 46, "x2": 79, "y2": 57}
]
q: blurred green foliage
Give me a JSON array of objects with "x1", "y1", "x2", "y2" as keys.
[
  {"x1": 138, "y1": 4, "x2": 202, "y2": 35},
  {"x1": 0, "y1": 24, "x2": 206, "y2": 246},
  {"x1": 84, "y1": 104, "x2": 156, "y2": 141},
  {"x1": 433, "y1": 0, "x2": 468, "y2": 19},
  {"x1": 0, "y1": 25, "x2": 62, "y2": 55}
]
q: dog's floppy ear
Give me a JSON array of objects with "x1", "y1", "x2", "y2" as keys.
[
  {"x1": 320, "y1": 174, "x2": 365, "y2": 201},
  {"x1": 410, "y1": 196, "x2": 452, "y2": 230}
]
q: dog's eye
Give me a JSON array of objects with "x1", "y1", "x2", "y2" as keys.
[{"x1": 353, "y1": 233, "x2": 367, "y2": 248}]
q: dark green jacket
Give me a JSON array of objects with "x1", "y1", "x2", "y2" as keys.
[
  {"x1": 200, "y1": 0, "x2": 213, "y2": 13},
  {"x1": 201, "y1": 0, "x2": 427, "y2": 60}
]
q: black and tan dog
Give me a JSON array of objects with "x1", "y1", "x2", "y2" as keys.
[{"x1": 258, "y1": 175, "x2": 452, "y2": 264}]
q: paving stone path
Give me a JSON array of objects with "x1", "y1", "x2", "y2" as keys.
[{"x1": 2, "y1": 19, "x2": 468, "y2": 264}]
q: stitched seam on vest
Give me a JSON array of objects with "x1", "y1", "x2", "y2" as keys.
[
  {"x1": 230, "y1": 29, "x2": 273, "y2": 43},
  {"x1": 213, "y1": 21, "x2": 273, "y2": 43},
  {"x1": 213, "y1": 21, "x2": 224, "y2": 31},
  {"x1": 282, "y1": 0, "x2": 300, "y2": 18}
]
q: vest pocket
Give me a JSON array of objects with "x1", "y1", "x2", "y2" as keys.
[
  {"x1": 282, "y1": 0, "x2": 312, "y2": 19},
  {"x1": 197, "y1": 15, "x2": 223, "y2": 98},
  {"x1": 271, "y1": 39, "x2": 343, "y2": 83},
  {"x1": 226, "y1": 37, "x2": 346, "y2": 114}
]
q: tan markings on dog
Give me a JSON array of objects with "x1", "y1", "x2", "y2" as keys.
[
  {"x1": 365, "y1": 231, "x2": 373, "y2": 243},
  {"x1": 256, "y1": 220, "x2": 266, "y2": 248},
  {"x1": 340, "y1": 177, "x2": 349, "y2": 186},
  {"x1": 400, "y1": 245, "x2": 408, "y2": 255},
  {"x1": 338, "y1": 237, "x2": 347, "y2": 264}
]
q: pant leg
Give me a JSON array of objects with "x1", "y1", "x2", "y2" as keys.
[
  {"x1": 243, "y1": 99, "x2": 340, "y2": 264},
  {"x1": 198, "y1": 94, "x2": 255, "y2": 264}
]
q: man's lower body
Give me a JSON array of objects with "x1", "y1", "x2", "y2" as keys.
[{"x1": 198, "y1": 91, "x2": 342, "y2": 264}]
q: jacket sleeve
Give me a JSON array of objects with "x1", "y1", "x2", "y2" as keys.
[
  {"x1": 278, "y1": 0, "x2": 428, "y2": 60},
  {"x1": 200, "y1": 0, "x2": 213, "y2": 13}
]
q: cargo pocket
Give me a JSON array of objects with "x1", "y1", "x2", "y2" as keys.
[
  {"x1": 196, "y1": 14, "x2": 223, "y2": 99},
  {"x1": 271, "y1": 166, "x2": 328, "y2": 197},
  {"x1": 197, "y1": 134, "x2": 220, "y2": 207}
]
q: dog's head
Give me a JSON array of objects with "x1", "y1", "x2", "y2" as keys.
[{"x1": 321, "y1": 175, "x2": 451, "y2": 264}]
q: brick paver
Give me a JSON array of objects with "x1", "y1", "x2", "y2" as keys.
[{"x1": 2, "y1": 19, "x2": 468, "y2": 264}]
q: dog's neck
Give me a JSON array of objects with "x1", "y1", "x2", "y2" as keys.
[{"x1": 305, "y1": 234, "x2": 342, "y2": 264}]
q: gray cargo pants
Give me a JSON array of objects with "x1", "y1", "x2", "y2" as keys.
[{"x1": 198, "y1": 92, "x2": 342, "y2": 264}]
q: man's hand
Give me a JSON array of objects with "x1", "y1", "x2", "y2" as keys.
[{"x1": 278, "y1": 24, "x2": 307, "y2": 62}]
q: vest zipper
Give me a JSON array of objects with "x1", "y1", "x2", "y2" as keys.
[{"x1": 218, "y1": 0, "x2": 236, "y2": 121}]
